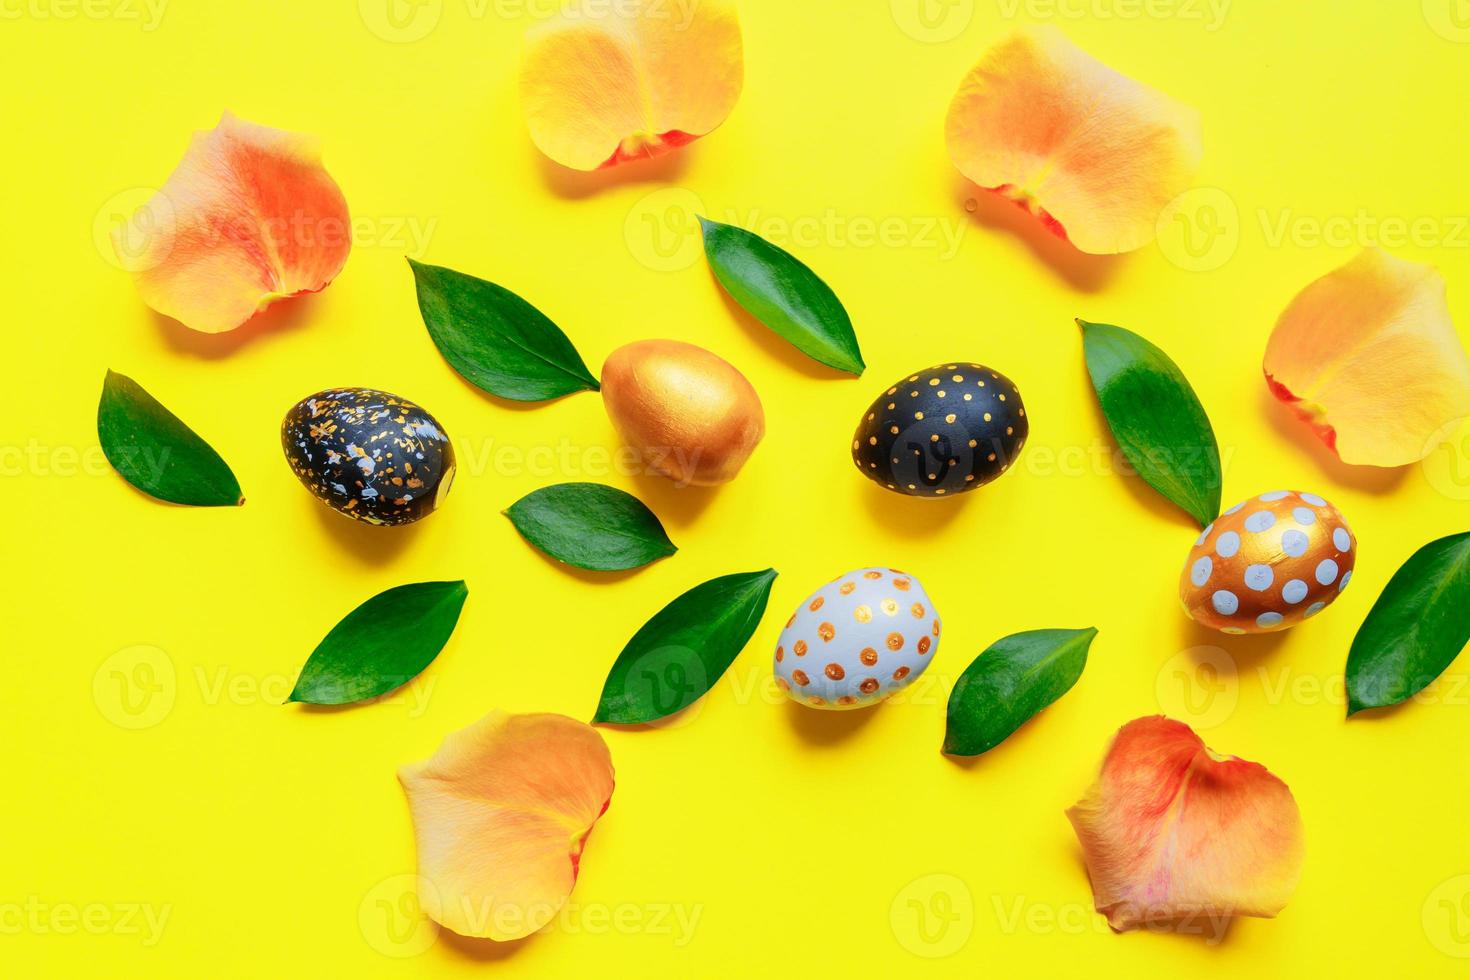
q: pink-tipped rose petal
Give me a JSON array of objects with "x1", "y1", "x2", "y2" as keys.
[
  {"x1": 399, "y1": 710, "x2": 615, "y2": 941},
  {"x1": 1264, "y1": 248, "x2": 1470, "y2": 466},
  {"x1": 1066, "y1": 716, "x2": 1304, "y2": 934},
  {"x1": 519, "y1": 0, "x2": 743, "y2": 171},
  {"x1": 944, "y1": 27, "x2": 1201, "y2": 254},
  {"x1": 113, "y1": 112, "x2": 350, "y2": 333}
]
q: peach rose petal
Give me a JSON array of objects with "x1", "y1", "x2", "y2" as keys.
[
  {"x1": 1066, "y1": 717, "x2": 1304, "y2": 934},
  {"x1": 944, "y1": 27, "x2": 1201, "y2": 254},
  {"x1": 519, "y1": 0, "x2": 743, "y2": 171},
  {"x1": 1263, "y1": 248, "x2": 1470, "y2": 466},
  {"x1": 398, "y1": 711, "x2": 615, "y2": 941},
  {"x1": 113, "y1": 112, "x2": 350, "y2": 333}
]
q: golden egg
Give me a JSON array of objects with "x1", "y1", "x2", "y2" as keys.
[
  {"x1": 601, "y1": 339, "x2": 765, "y2": 486},
  {"x1": 1180, "y1": 490, "x2": 1356, "y2": 634}
]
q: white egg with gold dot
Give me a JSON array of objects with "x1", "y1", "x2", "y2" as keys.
[{"x1": 773, "y1": 567, "x2": 941, "y2": 710}]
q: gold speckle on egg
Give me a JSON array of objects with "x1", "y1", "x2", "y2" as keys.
[
  {"x1": 785, "y1": 614, "x2": 796, "y2": 628},
  {"x1": 775, "y1": 645, "x2": 784, "y2": 662},
  {"x1": 810, "y1": 596, "x2": 825, "y2": 612},
  {"x1": 890, "y1": 426, "x2": 899, "y2": 435},
  {"x1": 807, "y1": 696, "x2": 825, "y2": 707},
  {"x1": 818, "y1": 622, "x2": 836, "y2": 642},
  {"x1": 775, "y1": 677, "x2": 790, "y2": 693},
  {"x1": 794, "y1": 640, "x2": 808, "y2": 656},
  {"x1": 854, "y1": 604, "x2": 873, "y2": 623},
  {"x1": 918, "y1": 636, "x2": 932, "y2": 654},
  {"x1": 836, "y1": 695, "x2": 857, "y2": 706},
  {"x1": 937, "y1": 390, "x2": 947, "y2": 398},
  {"x1": 893, "y1": 666, "x2": 911, "y2": 680},
  {"x1": 864, "y1": 571, "x2": 882, "y2": 580},
  {"x1": 860, "y1": 648, "x2": 878, "y2": 666},
  {"x1": 968, "y1": 439, "x2": 978, "y2": 448},
  {"x1": 792, "y1": 669, "x2": 810, "y2": 686},
  {"x1": 945, "y1": 413, "x2": 957, "y2": 424},
  {"x1": 932, "y1": 620, "x2": 941, "y2": 637},
  {"x1": 911, "y1": 603, "x2": 925, "y2": 618},
  {"x1": 893, "y1": 578, "x2": 911, "y2": 591},
  {"x1": 881, "y1": 599, "x2": 899, "y2": 616},
  {"x1": 915, "y1": 411, "x2": 925, "y2": 420},
  {"x1": 984, "y1": 412, "x2": 992, "y2": 422},
  {"x1": 868, "y1": 436, "x2": 877, "y2": 446},
  {"x1": 886, "y1": 632, "x2": 904, "y2": 651},
  {"x1": 825, "y1": 663, "x2": 845, "y2": 681},
  {"x1": 952, "y1": 374, "x2": 964, "y2": 382},
  {"x1": 964, "y1": 393, "x2": 973, "y2": 401},
  {"x1": 859, "y1": 678, "x2": 879, "y2": 695},
  {"x1": 930, "y1": 434, "x2": 939, "y2": 443},
  {"x1": 929, "y1": 378, "x2": 939, "y2": 386},
  {"x1": 839, "y1": 582, "x2": 856, "y2": 595}
]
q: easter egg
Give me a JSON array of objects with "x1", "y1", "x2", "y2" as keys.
[
  {"x1": 601, "y1": 339, "x2": 765, "y2": 486},
  {"x1": 1180, "y1": 490, "x2": 1356, "y2": 634},
  {"x1": 773, "y1": 567, "x2": 942, "y2": 710},
  {"x1": 852, "y1": 362, "x2": 1027, "y2": 497},
  {"x1": 281, "y1": 387, "x2": 455, "y2": 526}
]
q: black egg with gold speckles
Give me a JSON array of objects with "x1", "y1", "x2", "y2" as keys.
[
  {"x1": 282, "y1": 388, "x2": 455, "y2": 526},
  {"x1": 852, "y1": 363, "x2": 1028, "y2": 498}
]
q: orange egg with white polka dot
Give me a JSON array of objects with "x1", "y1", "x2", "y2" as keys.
[
  {"x1": 773, "y1": 567, "x2": 941, "y2": 710},
  {"x1": 1180, "y1": 490, "x2": 1356, "y2": 634}
]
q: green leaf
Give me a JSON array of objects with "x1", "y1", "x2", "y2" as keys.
[
  {"x1": 506, "y1": 483, "x2": 676, "y2": 572},
  {"x1": 594, "y1": 568, "x2": 778, "y2": 724},
  {"x1": 699, "y1": 217, "x2": 864, "y2": 376},
  {"x1": 288, "y1": 580, "x2": 469, "y2": 705},
  {"x1": 1346, "y1": 533, "x2": 1470, "y2": 716},
  {"x1": 97, "y1": 369, "x2": 244, "y2": 507},
  {"x1": 409, "y1": 258, "x2": 600, "y2": 401},
  {"x1": 1079, "y1": 320, "x2": 1221, "y2": 527},
  {"x1": 942, "y1": 628, "x2": 1097, "y2": 756}
]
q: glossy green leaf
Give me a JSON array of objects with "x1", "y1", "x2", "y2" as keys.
[
  {"x1": 97, "y1": 369, "x2": 244, "y2": 507},
  {"x1": 1346, "y1": 533, "x2": 1470, "y2": 716},
  {"x1": 943, "y1": 627, "x2": 1097, "y2": 756},
  {"x1": 1079, "y1": 320, "x2": 1221, "y2": 527},
  {"x1": 409, "y1": 258, "x2": 599, "y2": 401},
  {"x1": 288, "y1": 580, "x2": 469, "y2": 705},
  {"x1": 699, "y1": 217, "x2": 864, "y2": 375},
  {"x1": 506, "y1": 482, "x2": 676, "y2": 571},
  {"x1": 594, "y1": 568, "x2": 778, "y2": 724}
]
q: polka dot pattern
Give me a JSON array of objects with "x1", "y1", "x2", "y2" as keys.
[
  {"x1": 1179, "y1": 490, "x2": 1355, "y2": 635},
  {"x1": 773, "y1": 567, "x2": 940, "y2": 710},
  {"x1": 851, "y1": 363, "x2": 1028, "y2": 497}
]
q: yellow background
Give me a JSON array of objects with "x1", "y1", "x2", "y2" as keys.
[{"x1": 7, "y1": 0, "x2": 1470, "y2": 975}]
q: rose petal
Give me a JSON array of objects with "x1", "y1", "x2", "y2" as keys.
[
  {"x1": 113, "y1": 112, "x2": 350, "y2": 333},
  {"x1": 398, "y1": 710, "x2": 615, "y2": 941},
  {"x1": 1264, "y1": 248, "x2": 1470, "y2": 466},
  {"x1": 519, "y1": 0, "x2": 743, "y2": 171},
  {"x1": 944, "y1": 27, "x2": 1201, "y2": 254},
  {"x1": 1066, "y1": 717, "x2": 1304, "y2": 934}
]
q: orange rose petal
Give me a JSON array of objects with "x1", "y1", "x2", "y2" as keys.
[
  {"x1": 944, "y1": 27, "x2": 1201, "y2": 254},
  {"x1": 519, "y1": 0, "x2": 743, "y2": 171},
  {"x1": 1066, "y1": 717, "x2": 1304, "y2": 934},
  {"x1": 1264, "y1": 248, "x2": 1470, "y2": 466},
  {"x1": 113, "y1": 112, "x2": 350, "y2": 334},
  {"x1": 398, "y1": 710, "x2": 615, "y2": 941}
]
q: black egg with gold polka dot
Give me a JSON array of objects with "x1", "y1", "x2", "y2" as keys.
[
  {"x1": 281, "y1": 387, "x2": 456, "y2": 526},
  {"x1": 852, "y1": 363, "x2": 1028, "y2": 498}
]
